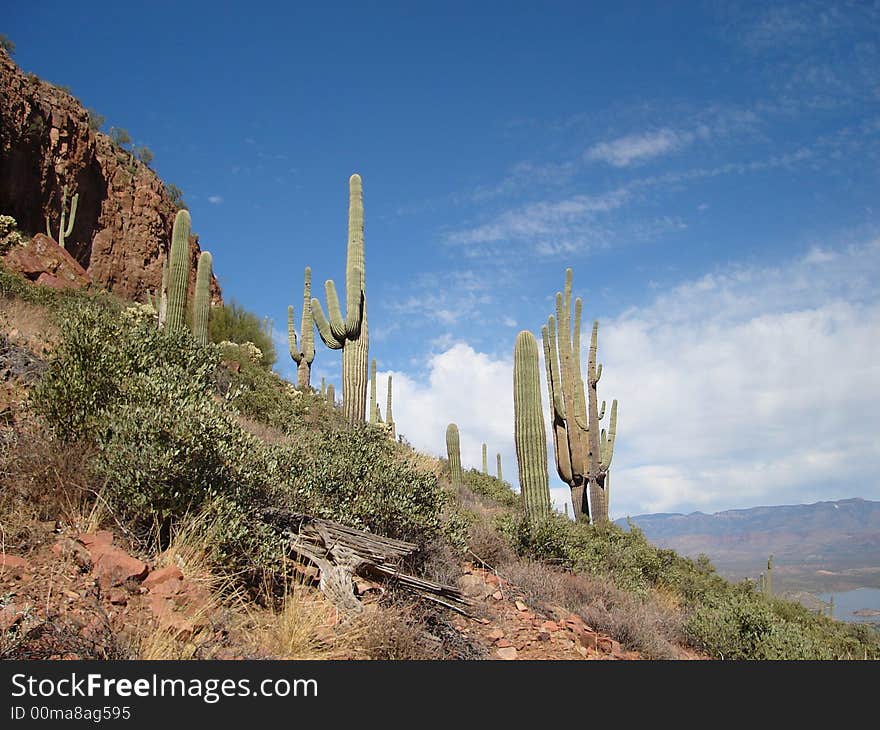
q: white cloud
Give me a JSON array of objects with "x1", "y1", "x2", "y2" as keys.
[
  {"x1": 586, "y1": 128, "x2": 691, "y2": 167},
  {"x1": 208, "y1": 195, "x2": 223, "y2": 205},
  {"x1": 386, "y1": 237, "x2": 880, "y2": 523},
  {"x1": 601, "y1": 237, "x2": 880, "y2": 518}
]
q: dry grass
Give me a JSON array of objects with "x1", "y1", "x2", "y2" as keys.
[
  {"x1": 0, "y1": 421, "x2": 106, "y2": 547},
  {"x1": 0, "y1": 294, "x2": 58, "y2": 354},
  {"x1": 498, "y1": 558, "x2": 687, "y2": 659}
]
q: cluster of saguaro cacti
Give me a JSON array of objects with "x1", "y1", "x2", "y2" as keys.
[
  {"x1": 192, "y1": 251, "x2": 212, "y2": 345},
  {"x1": 312, "y1": 174, "x2": 369, "y2": 424},
  {"x1": 288, "y1": 267, "x2": 315, "y2": 389},
  {"x1": 514, "y1": 330, "x2": 551, "y2": 519},
  {"x1": 46, "y1": 183, "x2": 78, "y2": 250},
  {"x1": 446, "y1": 423, "x2": 463, "y2": 489},
  {"x1": 542, "y1": 268, "x2": 617, "y2": 524}
]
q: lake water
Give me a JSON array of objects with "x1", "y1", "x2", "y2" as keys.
[{"x1": 818, "y1": 587, "x2": 880, "y2": 624}]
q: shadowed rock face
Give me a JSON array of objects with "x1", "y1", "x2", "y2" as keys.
[{"x1": 0, "y1": 48, "x2": 221, "y2": 305}]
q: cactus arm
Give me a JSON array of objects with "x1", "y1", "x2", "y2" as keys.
[
  {"x1": 311, "y1": 296, "x2": 344, "y2": 350},
  {"x1": 288, "y1": 305, "x2": 302, "y2": 363},
  {"x1": 322, "y1": 278, "x2": 347, "y2": 341},
  {"x1": 63, "y1": 190, "x2": 78, "y2": 240},
  {"x1": 600, "y1": 400, "x2": 617, "y2": 470},
  {"x1": 598, "y1": 400, "x2": 606, "y2": 421}
]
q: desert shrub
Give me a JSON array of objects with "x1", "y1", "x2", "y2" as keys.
[
  {"x1": 462, "y1": 468, "x2": 520, "y2": 509},
  {"x1": 87, "y1": 109, "x2": 105, "y2": 132},
  {"x1": 109, "y1": 126, "x2": 131, "y2": 150},
  {"x1": 209, "y1": 300, "x2": 276, "y2": 369},
  {"x1": 278, "y1": 423, "x2": 448, "y2": 547},
  {"x1": 0, "y1": 215, "x2": 24, "y2": 254},
  {"x1": 33, "y1": 304, "x2": 216, "y2": 442}
]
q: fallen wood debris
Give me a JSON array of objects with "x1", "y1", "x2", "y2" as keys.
[{"x1": 259, "y1": 508, "x2": 474, "y2": 618}]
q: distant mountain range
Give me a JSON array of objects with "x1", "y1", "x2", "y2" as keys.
[{"x1": 615, "y1": 498, "x2": 880, "y2": 594}]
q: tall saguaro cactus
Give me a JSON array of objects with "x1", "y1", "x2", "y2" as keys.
[
  {"x1": 542, "y1": 268, "x2": 618, "y2": 523},
  {"x1": 165, "y1": 209, "x2": 192, "y2": 333},
  {"x1": 192, "y1": 251, "x2": 212, "y2": 345},
  {"x1": 514, "y1": 330, "x2": 550, "y2": 519},
  {"x1": 497, "y1": 453, "x2": 503, "y2": 482},
  {"x1": 386, "y1": 374, "x2": 396, "y2": 440},
  {"x1": 482, "y1": 443, "x2": 488, "y2": 475},
  {"x1": 46, "y1": 184, "x2": 79, "y2": 250},
  {"x1": 446, "y1": 423, "x2": 463, "y2": 489},
  {"x1": 312, "y1": 174, "x2": 369, "y2": 423},
  {"x1": 288, "y1": 267, "x2": 316, "y2": 389}
]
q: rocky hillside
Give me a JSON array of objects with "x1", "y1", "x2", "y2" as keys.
[{"x1": 0, "y1": 48, "x2": 220, "y2": 303}]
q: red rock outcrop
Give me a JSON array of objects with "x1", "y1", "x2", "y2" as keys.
[
  {"x1": 4, "y1": 232, "x2": 91, "y2": 289},
  {"x1": 0, "y1": 48, "x2": 221, "y2": 304}
]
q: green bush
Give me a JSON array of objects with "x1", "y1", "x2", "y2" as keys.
[
  {"x1": 462, "y1": 468, "x2": 520, "y2": 509},
  {"x1": 30, "y1": 299, "x2": 453, "y2": 584},
  {"x1": 209, "y1": 300, "x2": 276, "y2": 369}
]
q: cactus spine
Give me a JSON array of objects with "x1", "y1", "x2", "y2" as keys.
[
  {"x1": 46, "y1": 184, "x2": 78, "y2": 250},
  {"x1": 514, "y1": 330, "x2": 551, "y2": 519},
  {"x1": 542, "y1": 268, "x2": 618, "y2": 524},
  {"x1": 482, "y1": 443, "x2": 488, "y2": 475},
  {"x1": 165, "y1": 209, "x2": 192, "y2": 333},
  {"x1": 192, "y1": 251, "x2": 212, "y2": 345},
  {"x1": 386, "y1": 374, "x2": 396, "y2": 440},
  {"x1": 446, "y1": 423, "x2": 463, "y2": 489},
  {"x1": 496, "y1": 453, "x2": 502, "y2": 482},
  {"x1": 288, "y1": 266, "x2": 315, "y2": 389},
  {"x1": 312, "y1": 174, "x2": 368, "y2": 423}
]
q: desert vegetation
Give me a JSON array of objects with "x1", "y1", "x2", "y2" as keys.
[{"x1": 2, "y1": 166, "x2": 878, "y2": 662}]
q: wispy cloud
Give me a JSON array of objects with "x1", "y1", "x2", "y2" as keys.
[
  {"x1": 586, "y1": 128, "x2": 693, "y2": 167},
  {"x1": 208, "y1": 195, "x2": 223, "y2": 205}
]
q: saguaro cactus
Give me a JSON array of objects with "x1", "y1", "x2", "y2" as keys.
[
  {"x1": 766, "y1": 554, "x2": 774, "y2": 596},
  {"x1": 165, "y1": 209, "x2": 192, "y2": 333},
  {"x1": 288, "y1": 266, "x2": 316, "y2": 389},
  {"x1": 192, "y1": 251, "x2": 212, "y2": 345},
  {"x1": 542, "y1": 268, "x2": 618, "y2": 523},
  {"x1": 312, "y1": 174, "x2": 369, "y2": 423},
  {"x1": 496, "y1": 453, "x2": 502, "y2": 482},
  {"x1": 326, "y1": 383, "x2": 335, "y2": 405},
  {"x1": 482, "y1": 443, "x2": 488, "y2": 475},
  {"x1": 46, "y1": 184, "x2": 79, "y2": 250},
  {"x1": 386, "y1": 374, "x2": 396, "y2": 440},
  {"x1": 369, "y1": 359, "x2": 382, "y2": 423},
  {"x1": 446, "y1": 423, "x2": 463, "y2": 489},
  {"x1": 514, "y1": 330, "x2": 551, "y2": 519}
]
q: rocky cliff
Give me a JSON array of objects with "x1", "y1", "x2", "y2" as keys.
[{"x1": 0, "y1": 48, "x2": 221, "y2": 303}]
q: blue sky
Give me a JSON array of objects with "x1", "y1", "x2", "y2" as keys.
[{"x1": 5, "y1": 1, "x2": 880, "y2": 518}]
